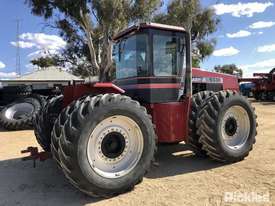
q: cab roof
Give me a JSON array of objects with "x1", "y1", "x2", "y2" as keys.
[{"x1": 113, "y1": 22, "x2": 186, "y2": 41}]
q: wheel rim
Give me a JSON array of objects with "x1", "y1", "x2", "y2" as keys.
[
  {"x1": 4, "y1": 103, "x2": 34, "y2": 120},
  {"x1": 221, "y1": 105, "x2": 250, "y2": 150},
  {"x1": 87, "y1": 115, "x2": 144, "y2": 179}
]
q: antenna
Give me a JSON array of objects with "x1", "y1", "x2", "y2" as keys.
[{"x1": 15, "y1": 19, "x2": 22, "y2": 76}]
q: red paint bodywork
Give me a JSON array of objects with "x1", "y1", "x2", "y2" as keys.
[
  {"x1": 120, "y1": 83, "x2": 180, "y2": 89},
  {"x1": 193, "y1": 68, "x2": 239, "y2": 91},
  {"x1": 62, "y1": 82, "x2": 125, "y2": 107},
  {"x1": 145, "y1": 98, "x2": 191, "y2": 143}
]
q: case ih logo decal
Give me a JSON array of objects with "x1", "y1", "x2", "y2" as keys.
[{"x1": 192, "y1": 77, "x2": 223, "y2": 84}]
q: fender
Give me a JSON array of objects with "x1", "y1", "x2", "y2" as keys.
[{"x1": 62, "y1": 82, "x2": 125, "y2": 108}]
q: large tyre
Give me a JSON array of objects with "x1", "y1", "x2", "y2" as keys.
[
  {"x1": 53, "y1": 94, "x2": 156, "y2": 197},
  {"x1": 51, "y1": 96, "x2": 89, "y2": 165},
  {"x1": 34, "y1": 95, "x2": 63, "y2": 152},
  {"x1": 188, "y1": 91, "x2": 214, "y2": 156},
  {"x1": 198, "y1": 90, "x2": 257, "y2": 162},
  {"x1": 0, "y1": 96, "x2": 42, "y2": 130}
]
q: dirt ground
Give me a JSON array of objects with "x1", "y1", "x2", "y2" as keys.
[{"x1": 0, "y1": 101, "x2": 274, "y2": 206}]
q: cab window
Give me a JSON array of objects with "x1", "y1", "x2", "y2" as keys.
[
  {"x1": 114, "y1": 34, "x2": 149, "y2": 79},
  {"x1": 153, "y1": 34, "x2": 185, "y2": 76}
]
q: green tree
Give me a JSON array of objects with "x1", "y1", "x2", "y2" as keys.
[
  {"x1": 26, "y1": 0, "x2": 161, "y2": 81},
  {"x1": 154, "y1": 0, "x2": 219, "y2": 67},
  {"x1": 31, "y1": 56, "x2": 60, "y2": 69},
  {"x1": 214, "y1": 64, "x2": 243, "y2": 77}
]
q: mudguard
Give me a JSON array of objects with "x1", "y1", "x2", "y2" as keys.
[{"x1": 62, "y1": 82, "x2": 125, "y2": 108}]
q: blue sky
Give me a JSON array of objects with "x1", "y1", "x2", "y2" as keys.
[
  {"x1": 0, "y1": 0, "x2": 275, "y2": 78},
  {"x1": 201, "y1": 0, "x2": 275, "y2": 77},
  {"x1": 0, "y1": 1, "x2": 65, "y2": 78}
]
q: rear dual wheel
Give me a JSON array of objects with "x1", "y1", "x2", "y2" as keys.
[
  {"x1": 197, "y1": 90, "x2": 257, "y2": 162},
  {"x1": 52, "y1": 94, "x2": 156, "y2": 197},
  {"x1": 33, "y1": 95, "x2": 64, "y2": 151},
  {"x1": 188, "y1": 91, "x2": 214, "y2": 156}
]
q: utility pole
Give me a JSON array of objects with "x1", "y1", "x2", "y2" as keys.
[{"x1": 15, "y1": 19, "x2": 22, "y2": 76}]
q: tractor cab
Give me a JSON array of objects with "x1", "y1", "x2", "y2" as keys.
[{"x1": 112, "y1": 23, "x2": 190, "y2": 103}]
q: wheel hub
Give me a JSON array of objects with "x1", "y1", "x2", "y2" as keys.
[
  {"x1": 87, "y1": 115, "x2": 144, "y2": 179},
  {"x1": 221, "y1": 106, "x2": 250, "y2": 150},
  {"x1": 97, "y1": 128, "x2": 129, "y2": 163},
  {"x1": 101, "y1": 132, "x2": 126, "y2": 159},
  {"x1": 224, "y1": 117, "x2": 238, "y2": 136}
]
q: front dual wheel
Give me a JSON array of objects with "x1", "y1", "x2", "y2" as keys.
[{"x1": 51, "y1": 94, "x2": 156, "y2": 197}]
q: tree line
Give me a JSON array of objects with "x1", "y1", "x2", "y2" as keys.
[{"x1": 26, "y1": 0, "x2": 242, "y2": 80}]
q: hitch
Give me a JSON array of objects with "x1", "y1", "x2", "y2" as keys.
[{"x1": 21, "y1": 147, "x2": 51, "y2": 168}]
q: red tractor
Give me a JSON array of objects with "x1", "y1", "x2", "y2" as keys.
[
  {"x1": 240, "y1": 68, "x2": 275, "y2": 101},
  {"x1": 34, "y1": 23, "x2": 257, "y2": 197}
]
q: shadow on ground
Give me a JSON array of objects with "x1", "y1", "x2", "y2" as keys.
[
  {"x1": 146, "y1": 143, "x2": 225, "y2": 178},
  {"x1": 0, "y1": 127, "x2": 29, "y2": 132},
  {"x1": 259, "y1": 101, "x2": 275, "y2": 106},
  {"x1": 0, "y1": 158, "x2": 103, "y2": 206},
  {"x1": 0, "y1": 143, "x2": 226, "y2": 206},
  {"x1": 249, "y1": 99, "x2": 275, "y2": 105},
  {"x1": 0, "y1": 127, "x2": 7, "y2": 132}
]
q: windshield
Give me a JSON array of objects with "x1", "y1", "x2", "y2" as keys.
[
  {"x1": 153, "y1": 34, "x2": 185, "y2": 76},
  {"x1": 113, "y1": 34, "x2": 149, "y2": 79}
]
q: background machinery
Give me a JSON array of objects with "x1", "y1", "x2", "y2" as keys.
[
  {"x1": 239, "y1": 82, "x2": 255, "y2": 98},
  {"x1": 33, "y1": 23, "x2": 257, "y2": 197},
  {"x1": 0, "y1": 68, "x2": 84, "y2": 131},
  {"x1": 240, "y1": 68, "x2": 275, "y2": 101}
]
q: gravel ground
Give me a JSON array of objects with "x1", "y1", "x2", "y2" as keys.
[{"x1": 0, "y1": 101, "x2": 274, "y2": 206}]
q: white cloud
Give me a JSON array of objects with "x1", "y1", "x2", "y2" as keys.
[
  {"x1": 241, "y1": 58, "x2": 275, "y2": 70},
  {"x1": 10, "y1": 33, "x2": 66, "y2": 59},
  {"x1": 257, "y1": 44, "x2": 275, "y2": 53},
  {"x1": 249, "y1": 21, "x2": 275, "y2": 29},
  {"x1": 0, "y1": 61, "x2": 16, "y2": 79},
  {"x1": 25, "y1": 63, "x2": 34, "y2": 69},
  {"x1": 27, "y1": 50, "x2": 43, "y2": 58},
  {"x1": 0, "y1": 72, "x2": 17, "y2": 79},
  {"x1": 242, "y1": 68, "x2": 271, "y2": 78},
  {"x1": 240, "y1": 58, "x2": 275, "y2": 77},
  {"x1": 27, "y1": 49, "x2": 60, "y2": 58},
  {"x1": 10, "y1": 41, "x2": 35, "y2": 48},
  {"x1": 213, "y1": 2, "x2": 273, "y2": 17},
  {"x1": 0, "y1": 61, "x2": 5, "y2": 69},
  {"x1": 258, "y1": 31, "x2": 264, "y2": 35},
  {"x1": 213, "y1": 46, "x2": 240, "y2": 57},
  {"x1": 19, "y1": 33, "x2": 66, "y2": 50},
  {"x1": 226, "y1": 30, "x2": 251, "y2": 38}
]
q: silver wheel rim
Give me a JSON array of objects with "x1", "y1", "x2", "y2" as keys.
[
  {"x1": 221, "y1": 105, "x2": 250, "y2": 150},
  {"x1": 4, "y1": 103, "x2": 34, "y2": 120},
  {"x1": 87, "y1": 115, "x2": 144, "y2": 179}
]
